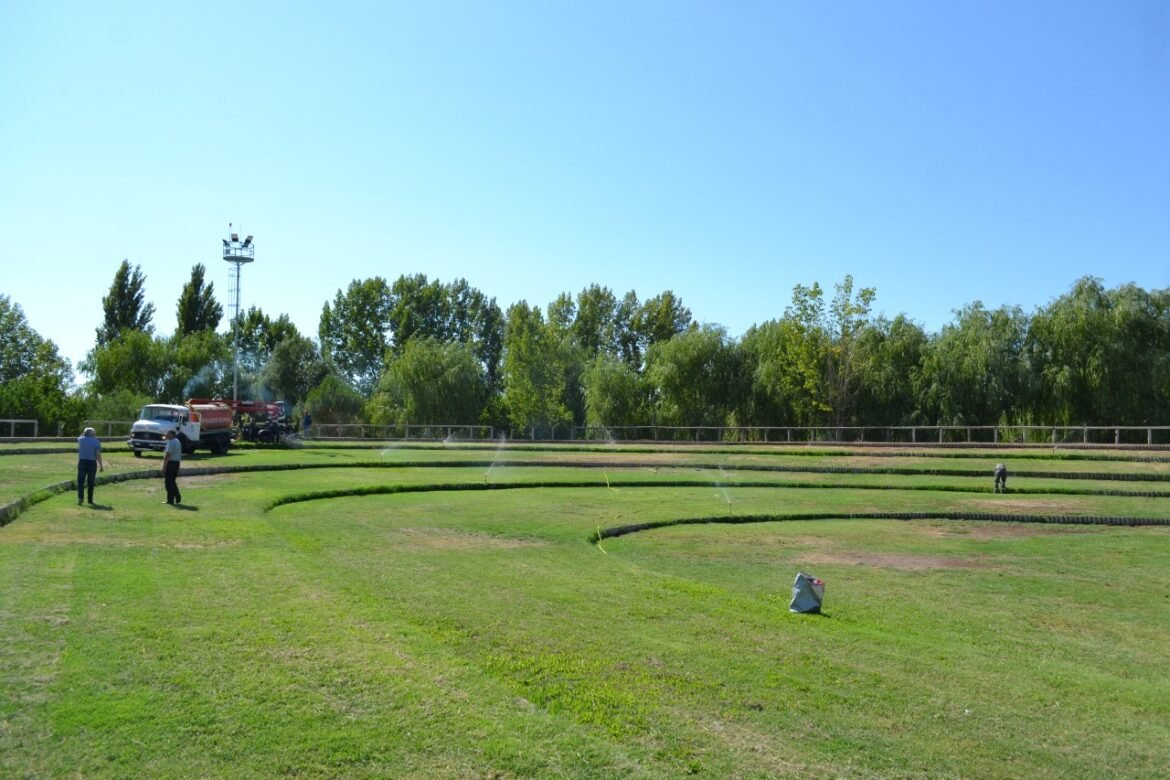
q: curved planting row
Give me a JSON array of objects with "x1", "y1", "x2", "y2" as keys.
[
  {"x1": 589, "y1": 510, "x2": 1170, "y2": 543},
  {"x1": 256, "y1": 481, "x2": 1170, "y2": 539},
  {"x1": 5, "y1": 456, "x2": 1170, "y2": 531}
]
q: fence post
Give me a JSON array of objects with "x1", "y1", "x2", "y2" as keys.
[{"x1": 1115, "y1": 428, "x2": 1120, "y2": 445}]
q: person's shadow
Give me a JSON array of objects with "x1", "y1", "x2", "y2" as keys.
[
  {"x1": 173, "y1": 504, "x2": 198, "y2": 512},
  {"x1": 85, "y1": 503, "x2": 114, "y2": 511}
]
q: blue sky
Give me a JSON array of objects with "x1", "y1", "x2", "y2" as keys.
[{"x1": 2, "y1": 1, "x2": 1167, "y2": 373}]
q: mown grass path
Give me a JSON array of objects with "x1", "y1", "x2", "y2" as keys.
[{"x1": 2, "y1": 444, "x2": 1169, "y2": 777}]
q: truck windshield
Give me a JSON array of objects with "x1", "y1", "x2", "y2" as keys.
[{"x1": 141, "y1": 406, "x2": 183, "y2": 422}]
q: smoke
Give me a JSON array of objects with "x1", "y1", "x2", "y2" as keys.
[{"x1": 183, "y1": 363, "x2": 221, "y2": 399}]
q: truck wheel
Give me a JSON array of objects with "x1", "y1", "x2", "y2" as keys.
[
  {"x1": 178, "y1": 433, "x2": 194, "y2": 455},
  {"x1": 133, "y1": 450, "x2": 142, "y2": 458}
]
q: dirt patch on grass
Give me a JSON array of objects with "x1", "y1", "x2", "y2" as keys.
[
  {"x1": 921, "y1": 522, "x2": 1071, "y2": 539},
  {"x1": 964, "y1": 497, "x2": 1082, "y2": 513},
  {"x1": 174, "y1": 474, "x2": 235, "y2": 487},
  {"x1": 392, "y1": 527, "x2": 548, "y2": 551},
  {"x1": 171, "y1": 539, "x2": 243, "y2": 550},
  {"x1": 801, "y1": 550, "x2": 991, "y2": 569},
  {"x1": 0, "y1": 532, "x2": 241, "y2": 550},
  {"x1": 119, "y1": 473, "x2": 234, "y2": 492}
]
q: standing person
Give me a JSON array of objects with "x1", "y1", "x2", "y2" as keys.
[
  {"x1": 301, "y1": 409, "x2": 312, "y2": 439},
  {"x1": 994, "y1": 463, "x2": 1008, "y2": 493},
  {"x1": 76, "y1": 427, "x2": 104, "y2": 505},
  {"x1": 162, "y1": 429, "x2": 183, "y2": 505}
]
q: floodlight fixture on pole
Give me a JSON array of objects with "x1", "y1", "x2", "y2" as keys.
[{"x1": 223, "y1": 224, "x2": 255, "y2": 404}]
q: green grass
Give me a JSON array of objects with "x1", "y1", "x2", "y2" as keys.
[{"x1": 2, "y1": 444, "x2": 1169, "y2": 777}]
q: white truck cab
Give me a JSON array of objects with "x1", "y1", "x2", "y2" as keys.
[{"x1": 128, "y1": 402, "x2": 232, "y2": 456}]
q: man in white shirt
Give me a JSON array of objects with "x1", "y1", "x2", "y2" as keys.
[{"x1": 162, "y1": 429, "x2": 183, "y2": 505}]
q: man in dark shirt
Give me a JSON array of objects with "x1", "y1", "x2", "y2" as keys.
[{"x1": 77, "y1": 427, "x2": 104, "y2": 505}]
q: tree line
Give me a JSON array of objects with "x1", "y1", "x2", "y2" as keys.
[{"x1": 2, "y1": 262, "x2": 1168, "y2": 437}]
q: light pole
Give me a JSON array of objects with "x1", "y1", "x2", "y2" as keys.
[{"x1": 222, "y1": 226, "x2": 254, "y2": 404}]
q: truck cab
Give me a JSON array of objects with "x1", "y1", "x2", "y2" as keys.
[{"x1": 128, "y1": 401, "x2": 233, "y2": 457}]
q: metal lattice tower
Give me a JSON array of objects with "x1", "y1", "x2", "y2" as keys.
[{"x1": 222, "y1": 225, "x2": 255, "y2": 404}]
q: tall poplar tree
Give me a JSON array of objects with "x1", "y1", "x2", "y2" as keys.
[
  {"x1": 318, "y1": 277, "x2": 393, "y2": 395},
  {"x1": 175, "y1": 263, "x2": 223, "y2": 335},
  {"x1": 502, "y1": 302, "x2": 571, "y2": 437},
  {"x1": 96, "y1": 259, "x2": 155, "y2": 346}
]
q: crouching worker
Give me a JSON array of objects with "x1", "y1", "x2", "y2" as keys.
[{"x1": 994, "y1": 463, "x2": 1008, "y2": 493}]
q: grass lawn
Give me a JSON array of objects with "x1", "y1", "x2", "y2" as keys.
[{"x1": 2, "y1": 443, "x2": 1168, "y2": 777}]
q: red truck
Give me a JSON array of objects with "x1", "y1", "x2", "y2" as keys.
[{"x1": 214, "y1": 399, "x2": 293, "y2": 444}]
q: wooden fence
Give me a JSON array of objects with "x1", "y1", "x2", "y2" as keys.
[
  {"x1": 7, "y1": 421, "x2": 1170, "y2": 448},
  {"x1": 309, "y1": 423, "x2": 496, "y2": 441},
  {"x1": 569, "y1": 425, "x2": 1170, "y2": 446},
  {"x1": 0, "y1": 419, "x2": 37, "y2": 437}
]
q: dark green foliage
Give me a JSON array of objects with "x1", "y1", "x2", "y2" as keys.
[
  {"x1": 854, "y1": 315, "x2": 929, "y2": 426},
  {"x1": 228, "y1": 307, "x2": 324, "y2": 405},
  {"x1": 318, "y1": 276, "x2": 393, "y2": 395},
  {"x1": 319, "y1": 275, "x2": 505, "y2": 399},
  {"x1": 175, "y1": 263, "x2": 223, "y2": 335},
  {"x1": 304, "y1": 373, "x2": 366, "y2": 423},
  {"x1": 95, "y1": 259, "x2": 155, "y2": 345},
  {"x1": 0, "y1": 296, "x2": 83, "y2": 432},
  {"x1": 584, "y1": 353, "x2": 646, "y2": 429},
  {"x1": 63, "y1": 269, "x2": 1170, "y2": 431},
  {"x1": 916, "y1": 302, "x2": 1029, "y2": 425},
  {"x1": 1027, "y1": 278, "x2": 1170, "y2": 425},
  {"x1": 82, "y1": 388, "x2": 154, "y2": 425},
  {"x1": 83, "y1": 330, "x2": 230, "y2": 404},
  {"x1": 503, "y1": 302, "x2": 572, "y2": 436},
  {"x1": 368, "y1": 337, "x2": 487, "y2": 425},
  {"x1": 644, "y1": 324, "x2": 744, "y2": 428},
  {"x1": 260, "y1": 332, "x2": 328, "y2": 407}
]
